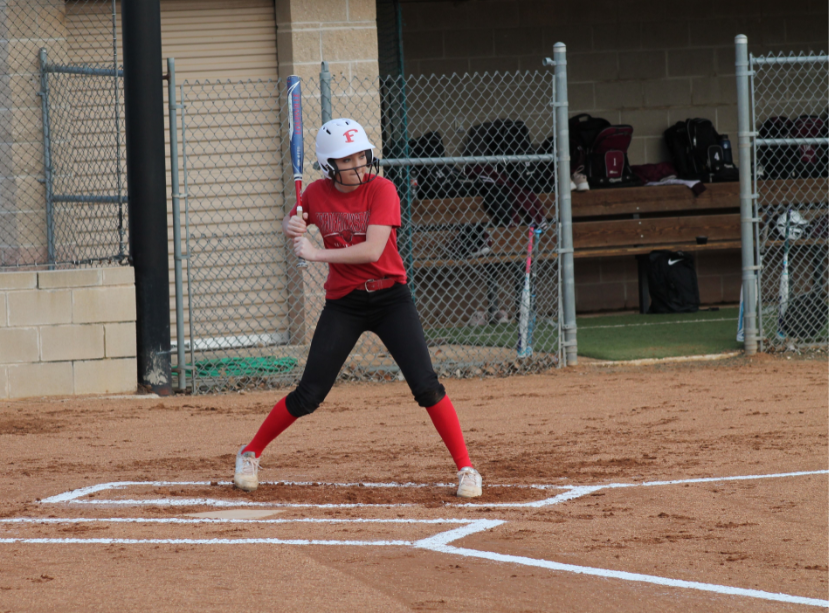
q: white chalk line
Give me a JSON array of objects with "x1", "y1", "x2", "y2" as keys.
[
  {"x1": 580, "y1": 317, "x2": 736, "y2": 330},
  {"x1": 425, "y1": 544, "x2": 829, "y2": 609},
  {"x1": 2, "y1": 515, "x2": 826, "y2": 608},
  {"x1": 0, "y1": 537, "x2": 413, "y2": 546},
  {"x1": 41, "y1": 469, "x2": 829, "y2": 509},
  {"x1": 19, "y1": 471, "x2": 829, "y2": 607},
  {"x1": 0, "y1": 517, "x2": 492, "y2": 550},
  {"x1": 0, "y1": 517, "x2": 473, "y2": 525}
]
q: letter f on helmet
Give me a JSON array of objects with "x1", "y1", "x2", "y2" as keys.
[{"x1": 316, "y1": 118, "x2": 377, "y2": 181}]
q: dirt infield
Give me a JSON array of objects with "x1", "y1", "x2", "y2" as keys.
[{"x1": 0, "y1": 354, "x2": 826, "y2": 612}]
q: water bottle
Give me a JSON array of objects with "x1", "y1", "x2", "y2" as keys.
[{"x1": 719, "y1": 135, "x2": 733, "y2": 165}]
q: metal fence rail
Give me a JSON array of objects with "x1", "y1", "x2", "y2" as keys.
[
  {"x1": 749, "y1": 49, "x2": 829, "y2": 351},
  {"x1": 1, "y1": 0, "x2": 125, "y2": 270},
  {"x1": 175, "y1": 67, "x2": 567, "y2": 392}
]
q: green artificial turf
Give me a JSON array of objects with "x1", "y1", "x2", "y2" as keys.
[
  {"x1": 577, "y1": 307, "x2": 743, "y2": 361},
  {"x1": 424, "y1": 307, "x2": 743, "y2": 362}
]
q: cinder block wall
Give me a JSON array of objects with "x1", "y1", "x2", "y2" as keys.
[
  {"x1": 0, "y1": 266, "x2": 137, "y2": 399},
  {"x1": 400, "y1": 0, "x2": 827, "y2": 167},
  {"x1": 574, "y1": 250, "x2": 743, "y2": 312}
]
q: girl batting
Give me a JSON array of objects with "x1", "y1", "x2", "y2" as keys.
[{"x1": 233, "y1": 118, "x2": 483, "y2": 498}]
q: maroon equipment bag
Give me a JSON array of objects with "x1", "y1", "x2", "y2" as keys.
[{"x1": 586, "y1": 125, "x2": 640, "y2": 188}]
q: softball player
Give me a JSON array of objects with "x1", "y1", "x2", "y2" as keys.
[{"x1": 234, "y1": 118, "x2": 482, "y2": 498}]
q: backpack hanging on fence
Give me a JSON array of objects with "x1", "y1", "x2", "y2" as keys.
[
  {"x1": 531, "y1": 134, "x2": 557, "y2": 193},
  {"x1": 756, "y1": 115, "x2": 828, "y2": 180},
  {"x1": 463, "y1": 119, "x2": 546, "y2": 227},
  {"x1": 663, "y1": 118, "x2": 739, "y2": 183},
  {"x1": 464, "y1": 119, "x2": 536, "y2": 189},
  {"x1": 407, "y1": 131, "x2": 469, "y2": 199},
  {"x1": 568, "y1": 114, "x2": 640, "y2": 189},
  {"x1": 464, "y1": 164, "x2": 546, "y2": 227},
  {"x1": 646, "y1": 250, "x2": 700, "y2": 314},
  {"x1": 793, "y1": 115, "x2": 828, "y2": 178},
  {"x1": 757, "y1": 116, "x2": 798, "y2": 179}
]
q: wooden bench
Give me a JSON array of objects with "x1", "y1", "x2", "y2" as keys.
[
  {"x1": 407, "y1": 178, "x2": 827, "y2": 316},
  {"x1": 565, "y1": 181, "x2": 742, "y2": 312},
  {"x1": 408, "y1": 181, "x2": 748, "y2": 313}
]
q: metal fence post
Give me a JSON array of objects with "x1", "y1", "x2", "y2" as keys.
[
  {"x1": 553, "y1": 43, "x2": 577, "y2": 366},
  {"x1": 180, "y1": 82, "x2": 197, "y2": 394},
  {"x1": 735, "y1": 35, "x2": 758, "y2": 355},
  {"x1": 320, "y1": 61, "x2": 332, "y2": 123},
  {"x1": 37, "y1": 48, "x2": 55, "y2": 268},
  {"x1": 167, "y1": 58, "x2": 186, "y2": 391}
]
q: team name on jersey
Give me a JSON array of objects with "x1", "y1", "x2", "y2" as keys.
[{"x1": 316, "y1": 211, "x2": 371, "y2": 239}]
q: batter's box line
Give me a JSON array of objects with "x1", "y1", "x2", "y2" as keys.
[
  {"x1": 1, "y1": 516, "x2": 826, "y2": 608},
  {"x1": 0, "y1": 517, "x2": 486, "y2": 548},
  {"x1": 40, "y1": 469, "x2": 829, "y2": 509}
]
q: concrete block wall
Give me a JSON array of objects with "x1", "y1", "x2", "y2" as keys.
[
  {"x1": 574, "y1": 250, "x2": 742, "y2": 313},
  {"x1": 276, "y1": 0, "x2": 379, "y2": 83},
  {"x1": 400, "y1": 0, "x2": 828, "y2": 167},
  {"x1": 0, "y1": 266, "x2": 137, "y2": 399}
]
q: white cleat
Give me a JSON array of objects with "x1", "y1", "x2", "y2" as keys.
[
  {"x1": 457, "y1": 466, "x2": 482, "y2": 498},
  {"x1": 234, "y1": 445, "x2": 260, "y2": 492}
]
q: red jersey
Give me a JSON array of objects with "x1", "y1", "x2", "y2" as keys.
[{"x1": 291, "y1": 175, "x2": 407, "y2": 299}]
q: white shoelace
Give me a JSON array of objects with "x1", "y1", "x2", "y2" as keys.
[
  {"x1": 239, "y1": 454, "x2": 260, "y2": 475},
  {"x1": 459, "y1": 468, "x2": 479, "y2": 486}
]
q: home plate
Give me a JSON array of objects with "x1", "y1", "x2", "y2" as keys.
[{"x1": 184, "y1": 509, "x2": 284, "y2": 520}]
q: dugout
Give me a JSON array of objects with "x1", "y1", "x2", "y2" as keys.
[{"x1": 377, "y1": 0, "x2": 828, "y2": 313}]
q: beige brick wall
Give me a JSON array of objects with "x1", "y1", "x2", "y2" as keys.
[
  {"x1": 276, "y1": 0, "x2": 379, "y2": 82},
  {"x1": 400, "y1": 0, "x2": 828, "y2": 166},
  {"x1": 0, "y1": 266, "x2": 137, "y2": 399}
]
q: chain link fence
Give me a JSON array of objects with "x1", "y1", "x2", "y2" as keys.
[
  {"x1": 1, "y1": 0, "x2": 126, "y2": 269},
  {"x1": 751, "y1": 51, "x2": 828, "y2": 350},
  {"x1": 177, "y1": 70, "x2": 564, "y2": 392}
]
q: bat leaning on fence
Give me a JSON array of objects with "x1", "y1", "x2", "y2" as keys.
[
  {"x1": 517, "y1": 225, "x2": 541, "y2": 358},
  {"x1": 777, "y1": 208, "x2": 791, "y2": 337},
  {"x1": 287, "y1": 75, "x2": 308, "y2": 268}
]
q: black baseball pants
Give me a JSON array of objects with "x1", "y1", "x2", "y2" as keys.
[{"x1": 285, "y1": 283, "x2": 445, "y2": 417}]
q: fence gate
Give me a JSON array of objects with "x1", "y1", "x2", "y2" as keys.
[
  {"x1": 750, "y1": 50, "x2": 829, "y2": 351},
  {"x1": 38, "y1": 50, "x2": 128, "y2": 267},
  {"x1": 176, "y1": 70, "x2": 563, "y2": 393}
]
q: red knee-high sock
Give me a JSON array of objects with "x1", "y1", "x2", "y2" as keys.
[
  {"x1": 425, "y1": 395, "x2": 472, "y2": 471},
  {"x1": 243, "y1": 397, "x2": 297, "y2": 458}
]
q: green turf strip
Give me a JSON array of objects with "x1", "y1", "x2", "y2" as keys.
[
  {"x1": 577, "y1": 307, "x2": 742, "y2": 361},
  {"x1": 424, "y1": 307, "x2": 742, "y2": 362}
]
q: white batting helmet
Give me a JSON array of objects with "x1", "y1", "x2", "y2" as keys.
[
  {"x1": 316, "y1": 118, "x2": 376, "y2": 180},
  {"x1": 776, "y1": 210, "x2": 810, "y2": 240}
]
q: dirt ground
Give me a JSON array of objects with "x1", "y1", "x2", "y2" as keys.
[{"x1": 0, "y1": 353, "x2": 826, "y2": 612}]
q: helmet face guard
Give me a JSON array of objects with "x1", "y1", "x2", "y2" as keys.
[
  {"x1": 327, "y1": 154, "x2": 380, "y2": 186},
  {"x1": 316, "y1": 118, "x2": 379, "y2": 185}
]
